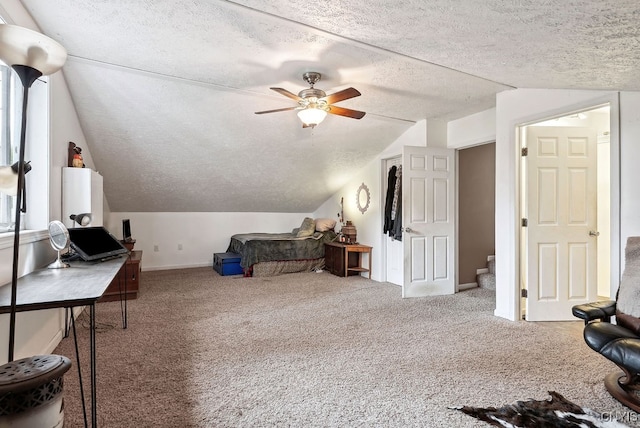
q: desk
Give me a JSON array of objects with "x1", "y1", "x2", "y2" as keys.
[{"x1": 0, "y1": 256, "x2": 126, "y2": 428}]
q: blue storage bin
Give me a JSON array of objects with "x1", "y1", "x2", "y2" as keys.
[{"x1": 213, "y1": 252, "x2": 243, "y2": 276}]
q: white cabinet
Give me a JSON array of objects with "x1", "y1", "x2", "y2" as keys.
[{"x1": 62, "y1": 167, "x2": 103, "y2": 228}]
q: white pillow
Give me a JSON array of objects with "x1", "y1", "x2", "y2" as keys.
[{"x1": 315, "y1": 218, "x2": 337, "y2": 232}]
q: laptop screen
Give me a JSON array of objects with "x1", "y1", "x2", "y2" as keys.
[{"x1": 68, "y1": 226, "x2": 129, "y2": 261}]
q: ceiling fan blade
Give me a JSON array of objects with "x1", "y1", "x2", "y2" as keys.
[
  {"x1": 270, "y1": 87, "x2": 302, "y2": 101},
  {"x1": 322, "y1": 87, "x2": 361, "y2": 104},
  {"x1": 255, "y1": 106, "x2": 298, "y2": 115},
  {"x1": 327, "y1": 105, "x2": 366, "y2": 119}
]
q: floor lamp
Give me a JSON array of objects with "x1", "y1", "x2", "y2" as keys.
[{"x1": 0, "y1": 24, "x2": 66, "y2": 362}]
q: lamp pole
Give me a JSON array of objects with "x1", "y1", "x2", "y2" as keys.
[
  {"x1": 0, "y1": 24, "x2": 67, "y2": 363},
  {"x1": 7, "y1": 64, "x2": 42, "y2": 362}
]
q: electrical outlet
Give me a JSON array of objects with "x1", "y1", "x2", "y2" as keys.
[
  {"x1": 154, "y1": 245, "x2": 159, "y2": 252},
  {"x1": 178, "y1": 244, "x2": 183, "y2": 250}
]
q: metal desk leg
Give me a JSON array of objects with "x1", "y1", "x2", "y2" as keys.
[
  {"x1": 64, "y1": 307, "x2": 70, "y2": 338},
  {"x1": 120, "y1": 262, "x2": 128, "y2": 329},
  {"x1": 70, "y1": 307, "x2": 89, "y2": 428},
  {"x1": 117, "y1": 257, "x2": 129, "y2": 329},
  {"x1": 90, "y1": 303, "x2": 97, "y2": 427}
]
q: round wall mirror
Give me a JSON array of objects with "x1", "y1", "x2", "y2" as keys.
[
  {"x1": 48, "y1": 220, "x2": 70, "y2": 269},
  {"x1": 356, "y1": 183, "x2": 370, "y2": 214}
]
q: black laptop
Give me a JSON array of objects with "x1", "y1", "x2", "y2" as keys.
[{"x1": 68, "y1": 226, "x2": 129, "y2": 261}]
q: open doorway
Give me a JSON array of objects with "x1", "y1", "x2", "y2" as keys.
[
  {"x1": 458, "y1": 143, "x2": 496, "y2": 291},
  {"x1": 519, "y1": 105, "x2": 610, "y2": 321}
]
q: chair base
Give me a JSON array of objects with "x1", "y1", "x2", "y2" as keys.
[{"x1": 604, "y1": 371, "x2": 640, "y2": 413}]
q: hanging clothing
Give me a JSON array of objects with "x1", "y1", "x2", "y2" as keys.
[
  {"x1": 391, "y1": 168, "x2": 402, "y2": 241},
  {"x1": 391, "y1": 166, "x2": 402, "y2": 221},
  {"x1": 383, "y1": 165, "x2": 397, "y2": 234}
]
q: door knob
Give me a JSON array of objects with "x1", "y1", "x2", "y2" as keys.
[
  {"x1": 404, "y1": 227, "x2": 413, "y2": 233},
  {"x1": 589, "y1": 230, "x2": 600, "y2": 237}
]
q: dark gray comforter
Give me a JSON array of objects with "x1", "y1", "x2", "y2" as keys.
[{"x1": 227, "y1": 230, "x2": 337, "y2": 269}]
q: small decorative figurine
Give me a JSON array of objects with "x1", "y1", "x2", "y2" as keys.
[
  {"x1": 68, "y1": 141, "x2": 85, "y2": 168},
  {"x1": 72, "y1": 147, "x2": 84, "y2": 168}
]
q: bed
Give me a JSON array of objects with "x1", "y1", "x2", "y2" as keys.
[{"x1": 226, "y1": 217, "x2": 338, "y2": 277}]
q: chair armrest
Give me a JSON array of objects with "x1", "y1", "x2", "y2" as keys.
[{"x1": 572, "y1": 300, "x2": 616, "y2": 324}]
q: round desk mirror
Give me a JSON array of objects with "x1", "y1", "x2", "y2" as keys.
[
  {"x1": 48, "y1": 220, "x2": 70, "y2": 269},
  {"x1": 356, "y1": 183, "x2": 370, "y2": 214}
]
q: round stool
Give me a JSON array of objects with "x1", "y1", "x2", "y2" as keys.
[{"x1": 0, "y1": 355, "x2": 72, "y2": 428}]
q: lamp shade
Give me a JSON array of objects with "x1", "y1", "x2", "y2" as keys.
[
  {"x1": 0, "y1": 24, "x2": 67, "y2": 75},
  {"x1": 0, "y1": 165, "x2": 17, "y2": 195},
  {"x1": 0, "y1": 161, "x2": 31, "y2": 196},
  {"x1": 297, "y1": 107, "x2": 327, "y2": 128},
  {"x1": 70, "y1": 213, "x2": 92, "y2": 227}
]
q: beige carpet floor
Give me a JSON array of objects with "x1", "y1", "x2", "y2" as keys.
[{"x1": 53, "y1": 267, "x2": 638, "y2": 427}]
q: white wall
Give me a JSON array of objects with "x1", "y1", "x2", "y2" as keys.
[
  {"x1": 426, "y1": 119, "x2": 448, "y2": 148},
  {"x1": 105, "y1": 212, "x2": 313, "y2": 270},
  {"x1": 619, "y1": 92, "x2": 640, "y2": 253},
  {"x1": 448, "y1": 108, "x2": 497, "y2": 149},
  {"x1": 50, "y1": 71, "x2": 102, "y2": 223},
  {"x1": 312, "y1": 160, "x2": 381, "y2": 278}
]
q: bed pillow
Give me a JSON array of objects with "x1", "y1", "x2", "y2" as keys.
[
  {"x1": 296, "y1": 217, "x2": 316, "y2": 237},
  {"x1": 315, "y1": 218, "x2": 337, "y2": 232}
]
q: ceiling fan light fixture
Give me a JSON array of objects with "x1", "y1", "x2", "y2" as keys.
[
  {"x1": 255, "y1": 72, "x2": 365, "y2": 125},
  {"x1": 297, "y1": 107, "x2": 327, "y2": 128}
]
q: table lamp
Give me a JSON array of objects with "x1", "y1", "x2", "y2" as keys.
[{"x1": 70, "y1": 213, "x2": 92, "y2": 227}]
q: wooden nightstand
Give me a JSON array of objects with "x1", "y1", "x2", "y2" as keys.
[
  {"x1": 324, "y1": 242, "x2": 372, "y2": 278},
  {"x1": 99, "y1": 250, "x2": 142, "y2": 302}
]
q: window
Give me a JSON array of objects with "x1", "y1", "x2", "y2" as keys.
[
  {"x1": 0, "y1": 18, "x2": 51, "y2": 238},
  {"x1": 0, "y1": 64, "x2": 21, "y2": 233}
]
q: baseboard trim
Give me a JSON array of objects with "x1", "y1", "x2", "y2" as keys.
[
  {"x1": 143, "y1": 262, "x2": 212, "y2": 272},
  {"x1": 476, "y1": 268, "x2": 489, "y2": 275},
  {"x1": 458, "y1": 282, "x2": 478, "y2": 291},
  {"x1": 43, "y1": 330, "x2": 64, "y2": 355}
]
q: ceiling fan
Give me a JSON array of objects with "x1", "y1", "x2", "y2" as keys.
[{"x1": 255, "y1": 72, "x2": 366, "y2": 128}]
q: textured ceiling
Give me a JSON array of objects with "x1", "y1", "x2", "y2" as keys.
[{"x1": 18, "y1": 0, "x2": 640, "y2": 212}]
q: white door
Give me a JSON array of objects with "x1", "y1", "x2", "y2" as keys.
[
  {"x1": 525, "y1": 126, "x2": 598, "y2": 321},
  {"x1": 402, "y1": 146, "x2": 456, "y2": 297}
]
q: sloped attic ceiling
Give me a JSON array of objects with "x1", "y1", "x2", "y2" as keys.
[{"x1": 19, "y1": 0, "x2": 640, "y2": 212}]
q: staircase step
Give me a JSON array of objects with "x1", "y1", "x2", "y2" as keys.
[{"x1": 477, "y1": 272, "x2": 495, "y2": 290}]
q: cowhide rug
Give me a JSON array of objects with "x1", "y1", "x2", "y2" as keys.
[{"x1": 451, "y1": 391, "x2": 629, "y2": 427}]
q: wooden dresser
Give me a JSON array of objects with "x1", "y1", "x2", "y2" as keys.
[
  {"x1": 99, "y1": 250, "x2": 142, "y2": 302},
  {"x1": 324, "y1": 242, "x2": 372, "y2": 278}
]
